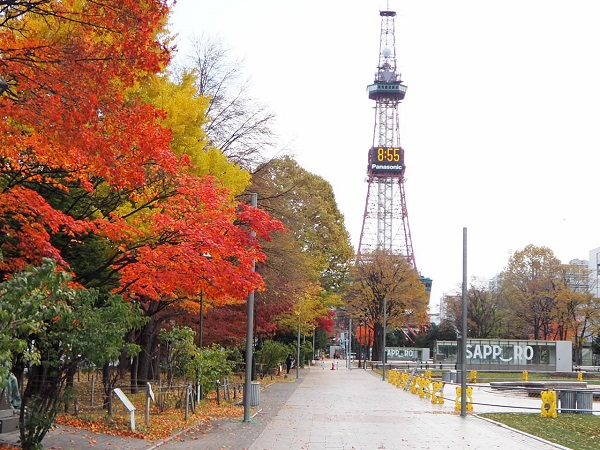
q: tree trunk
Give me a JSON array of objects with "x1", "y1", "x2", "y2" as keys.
[
  {"x1": 102, "y1": 362, "x2": 113, "y2": 414},
  {"x1": 134, "y1": 318, "x2": 157, "y2": 389},
  {"x1": 372, "y1": 323, "x2": 383, "y2": 362},
  {"x1": 19, "y1": 363, "x2": 62, "y2": 450}
]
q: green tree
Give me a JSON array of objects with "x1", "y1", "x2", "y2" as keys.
[
  {"x1": 187, "y1": 345, "x2": 235, "y2": 397},
  {"x1": 314, "y1": 329, "x2": 329, "y2": 356},
  {"x1": 204, "y1": 156, "x2": 353, "y2": 345},
  {"x1": 251, "y1": 156, "x2": 354, "y2": 294},
  {"x1": 425, "y1": 321, "x2": 458, "y2": 347},
  {"x1": 0, "y1": 259, "x2": 145, "y2": 450},
  {"x1": 249, "y1": 156, "x2": 353, "y2": 339},
  {"x1": 255, "y1": 340, "x2": 291, "y2": 375},
  {"x1": 160, "y1": 326, "x2": 199, "y2": 387}
]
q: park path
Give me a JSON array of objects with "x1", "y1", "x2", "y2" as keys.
[
  {"x1": 162, "y1": 361, "x2": 569, "y2": 450},
  {"x1": 244, "y1": 363, "x2": 567, "y2": 450},
  {"x1": 0, "y1": 363, "x2": 575, "y2": 449}
]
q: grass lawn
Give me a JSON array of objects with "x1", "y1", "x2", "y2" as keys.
[{"x1": 479, "y1": 413, "x2": 600, "y2": 450}]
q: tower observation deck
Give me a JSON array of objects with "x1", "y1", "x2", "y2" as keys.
[{"x1": 357, "y1": 10, "x2": 432, "y2": 295}]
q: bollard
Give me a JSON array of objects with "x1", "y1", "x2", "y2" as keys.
[
  {"x1": 392, "y1": 371, "x2": 401, "y2": 387},
  {"x1": 468, "y1": 370, "x2": 477, "y2": 383},
  {"x1": 421, "y1": 378, "x2": 431, "y2": 399},
  {"x1": 410, "y1": 377, "x2": 418, "y2": 395},
  {"x1": 522, "y1": 371, "x2": 528, "y2": 382},
  {"x1": 466, "y1": 386, "x2": 473, "y2": 411},
  {"x1": 577, "y1": 371, "x2": 583, "y2": 382},
  {"x1": 431, "y1": 381, "x2": 444, "y2": 404},
  {"x1": 455, "y1": 387, "x2": 461, "y2": 411},
  {"x1": 417, "y1": 377, "x2": 426, "y2": 398},
  {"x1": 540, "y1": 390, "x2": 557, "y2": 418},
  {"x1": 455, "y1": 386, "x2": 473, "y2": 412}
]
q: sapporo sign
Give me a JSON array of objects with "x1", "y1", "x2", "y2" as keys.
[
  {"x1": 466, "y1": 343, "x2": 534, "y2": 362},
  {"x1": 385, "y1": 347, "x2": 420, "y2": 359}
]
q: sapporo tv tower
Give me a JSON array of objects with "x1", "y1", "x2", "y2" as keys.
[{"x1": 357, "y1": 9, "x2": 432, "y2": 294}]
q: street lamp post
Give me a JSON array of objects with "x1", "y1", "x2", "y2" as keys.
[
  {"x1": 347, "y1": 317, "x2": 352, "y2": 370},
  {"x1": 363, "y1": 316, "x2": 369, "y2": 371},
  {"x1": 460, "y1": 227, "x2": 468, "y2": 417},
  {"x1": 296, "y1": 311, "x2": 301, "y2": 380},
  {"x1": 243, "y1": 193, "x2": 258, "y2": 423}
]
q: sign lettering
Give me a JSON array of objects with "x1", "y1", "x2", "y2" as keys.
[{"x1": 465, "y1": 344, "x2": 534, "y2": 362}]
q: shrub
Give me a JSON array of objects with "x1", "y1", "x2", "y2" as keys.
[{"x1": 255, "y1": 340, "x2": 291, "y2": 375}]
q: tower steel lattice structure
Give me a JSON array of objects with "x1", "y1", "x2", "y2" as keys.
[{"x1": 357, "y1": 10, "x2": 416, "y2": 269}]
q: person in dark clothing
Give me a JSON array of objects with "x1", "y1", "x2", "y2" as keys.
[{"x1": 285, "y1": 354, "x2": 293, "y2": 374}]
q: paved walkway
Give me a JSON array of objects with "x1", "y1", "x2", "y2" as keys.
[
  {"x1": 240, "y1": 364, "x2": 569, "y2": 450},
  {"x1": 2, "y1": 363, "x2": 589, "y2": 449}
]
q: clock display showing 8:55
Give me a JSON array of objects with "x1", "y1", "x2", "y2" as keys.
[{"x1": 369, "y1": 146, "x2": 404, "y2": 175}]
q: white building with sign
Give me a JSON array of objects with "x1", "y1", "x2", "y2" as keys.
[
  {"x1": 434, "y1": 339, "x2": 572, "y2": 372},
  {"x1": 385, "y1": 347, "x2": 430, "y2": 362}
]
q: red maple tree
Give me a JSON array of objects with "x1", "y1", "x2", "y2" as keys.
[{"x1": 0, "y1": 1, "x2": 284, "y2": 305}]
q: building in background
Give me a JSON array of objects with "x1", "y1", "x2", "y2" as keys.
[{"x1": 588, "y1": 247, "x2": 600, "y2": 298}]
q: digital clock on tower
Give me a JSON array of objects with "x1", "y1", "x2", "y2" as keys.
[{"x1": 369, "y1": 146, "x2": 404, "y2": 175}]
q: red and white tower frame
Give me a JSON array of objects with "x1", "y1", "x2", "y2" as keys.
[{"x1": 357, "y1": 10, "x2": 416, "y2": 269}]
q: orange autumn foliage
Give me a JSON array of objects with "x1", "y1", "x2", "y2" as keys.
[
  {"x1": 115, "y1": 175, "x2": 284, "y2": 303},
  {"x1": 0, "y1": 0, "x2": 177, "y2": 276},
  {"x1": 0, "y1": 1, "x2": 284, "y2": 307}
]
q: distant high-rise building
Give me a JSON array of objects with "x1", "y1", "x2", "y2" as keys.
[
  {"x1": 587, "y1": 248, "x2": 600, "y2": 297},
  {"x1": 566, "y1": 258, "x2": 591, "y2": 294}
]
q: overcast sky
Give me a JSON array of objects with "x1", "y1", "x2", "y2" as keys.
[{"x1": 169, "y1": 0, "x2": 600, "y2": 310}]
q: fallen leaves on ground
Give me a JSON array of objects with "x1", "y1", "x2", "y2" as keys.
[{"x1": 54, "y1": 399, "x2": 244, "y2": 442}]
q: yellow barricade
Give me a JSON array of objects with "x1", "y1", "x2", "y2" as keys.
[
  {"x1": 409, "y1": 377, "x2": 418, "y2": 394},
  {"x1": 540, "y1": 390, "x2": 557, "y2": 418},
  {"x1": 455, "y1": 386, "x2": 473, "y2": 412},
  {"x1": 401, "y1": 372, "x2": 408, "y2": 387},
  {"x1": 468, "y1": 370, "x2": 477, "y2": 383},
  {"x1": 431, "y1": 381, "x2": 444, "y2": 404},
  {"x1": 421, "y1": 378, "x2": 431, "y2": 399},
  {"x1": 417, "y1": 377, "x2": 427, "y2": 398}
]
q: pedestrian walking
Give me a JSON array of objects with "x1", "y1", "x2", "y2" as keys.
[{"x1": 285, "y1": 354, "x2": 293, "y2": 374}]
